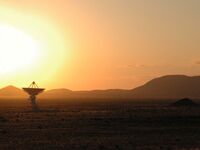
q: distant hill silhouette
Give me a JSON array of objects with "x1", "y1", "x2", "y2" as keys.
[
  {"x1": 0, "y1": 86, "x2": 26, "y2": 98},
  {"x1": 1, "y1": 75, "x2": 200, "y2": 99},
  {"x1": 40, "y1": 88, "x2": 73, "y2": 98},
  {"x1": 39, "y1": 75, "x2": 200, "y2": 99},
  {"x1": 171, "y1": 98, "x2": 199, "y2": 107},
  {"x1": 129, "y1": 75, "x2": 200, "y2": 99},
  {"x1": 39, "y1": 89, "x2": 128, "y2": 99}
]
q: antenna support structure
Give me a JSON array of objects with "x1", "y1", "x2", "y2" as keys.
[{"x1": 22, "y1": 81, "x2": 45, "y2": 111}]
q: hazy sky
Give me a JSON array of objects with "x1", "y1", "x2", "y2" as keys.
[{"x1": 1, "y1": 0, "x2": 200, "y2": 90}]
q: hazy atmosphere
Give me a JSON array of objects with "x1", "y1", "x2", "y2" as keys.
[
  {"x1": 1, "y1": 0, "x2": 200, "y2": 90},
  {"x1": 2, "y1": 1, "x2": 200, "y2": 150}
]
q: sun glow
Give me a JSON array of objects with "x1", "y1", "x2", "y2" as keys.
[
  {"x1": 0, "y1": 24, "x2": 40, "y2": 74},
  {"x1": 0, "y1": 6, "x2": 71, "y2": 88}
]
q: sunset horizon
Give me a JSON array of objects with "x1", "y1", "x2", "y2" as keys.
[
  {"x1": 1, "y1": 1, "x2": 200, "y2": 149},
  {"x1": 1, "y1": 1, "x2": 200, "y2": 91},
  {"x1": 1, "y1": 73, "x2": 200, "y2": 91}
]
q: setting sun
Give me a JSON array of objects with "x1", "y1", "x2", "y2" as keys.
[
  {"x1": 0, "y1": 6, "x2": 70, "y2": 88},
  {"x1": 0, "y1": 1, "x2": 200, "y2": 149},
  {"x1": 0, "y1": 24, "x2": 40, "y2": 74}
]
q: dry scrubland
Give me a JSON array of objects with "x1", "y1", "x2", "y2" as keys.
[{"x1": 0, "y1": 99, "x2": 200, "y2": 149}]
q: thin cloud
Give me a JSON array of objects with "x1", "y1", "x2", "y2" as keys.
[{"x1": 117, "y1": 64, "x2": 148, "y2": 69}]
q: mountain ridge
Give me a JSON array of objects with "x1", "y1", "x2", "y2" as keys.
[
  {"x1": 0, "y1": 85, "x2": 27, "y2": 98},
  {"x1": 1, "y1": 75, "x2": 200, "y2": 99}
]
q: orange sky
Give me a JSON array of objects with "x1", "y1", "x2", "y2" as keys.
[{"x1": 0, "y1": 0, "x2": 200, "y2": 90}]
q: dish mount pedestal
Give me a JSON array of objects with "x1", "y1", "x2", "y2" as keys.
[{"x1": 23, "y1": 82, "x2": 45, "y2": 111}]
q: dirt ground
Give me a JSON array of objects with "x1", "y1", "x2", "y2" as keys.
[{"x1": 0, "y1": 99, "x2": 200, "y2": 150}]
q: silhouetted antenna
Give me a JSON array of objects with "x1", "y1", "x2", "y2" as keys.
[
  {"x1": 29, "y1": 81, "x2": 39, "y2": 88},
  {"x1": 22, "y1": 81, "x2": 45, "y2": 111}
]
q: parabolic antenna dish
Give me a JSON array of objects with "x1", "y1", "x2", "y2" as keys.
[
  {"x1": 22, "y1": 81, "x2": 45, "y2": 111},
  {"x1": 22, "y1": 88, "x2": 45, "y2": 96},
  {"x1": 22, "y1": 81, "x2": 45, "y2": 96}
]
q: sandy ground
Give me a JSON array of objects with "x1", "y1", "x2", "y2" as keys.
[{"x1": 0, "y1": 100, "x2": 200, "y2": 150}]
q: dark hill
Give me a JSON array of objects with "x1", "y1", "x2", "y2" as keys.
[
  {"x1": 129, "y1": 75, "x2": 200, "y2": 99},
  {"x1": 171, "y1": 98, "x2": 199, "y2": 107},
  {"x1": 0, "y1": 86, "x2": 26, "y2": 98},
  {"x1": 37, "y1": 75, "x2": 200, "y2": 99},
  {"x1": 39, "y1": 89, "x2": 128, "y2": 99},
  {"x1": 1, "y1": 75, "x2": 200, "y2": 99},
  {"x1": 39, "y1": 89, "x2": 73, "y2": 98}
]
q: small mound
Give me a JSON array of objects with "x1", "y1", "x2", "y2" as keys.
[
  {"x1": 171, "y1": 98, "x2": 199, "y2": 107},
  {"x1": 0, "y1": 116, "x2": 8, "y2": 122}
]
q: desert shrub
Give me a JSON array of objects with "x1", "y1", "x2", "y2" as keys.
[
  {"x1": 0, "y1": 129, "x2": 7, "y2": 134},
  {"x1": 0, "y1": 115, "x2": 8, "y2": 122}
]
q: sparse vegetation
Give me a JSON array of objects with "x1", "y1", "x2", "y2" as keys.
[
  {"x1": 0, "y1": 99, "x2": 200, "y2": 149},
  {"x1": 0, "y1": 115, "x2": 8, "y2": 122}
]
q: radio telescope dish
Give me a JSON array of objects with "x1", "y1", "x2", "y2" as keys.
[{"x1": 23, "y1": 81, "x2": 45, "y2": 111}]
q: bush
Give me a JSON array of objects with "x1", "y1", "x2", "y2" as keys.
[{"x1": 0, "y1": 116, "x2": 8, "y2": 122}]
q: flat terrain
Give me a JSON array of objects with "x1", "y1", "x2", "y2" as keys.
[{"x1": 0, "y1": 99, "x2": 200, "y2": 150}]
